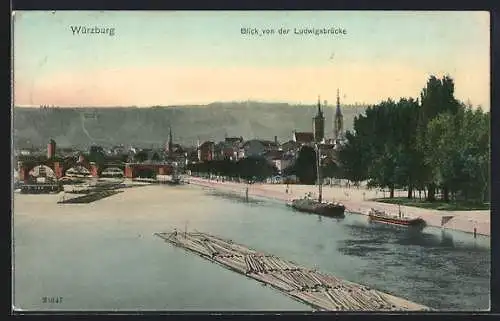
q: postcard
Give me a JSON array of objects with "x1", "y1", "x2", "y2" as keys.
[{"x1": 12, "y1": 10, "x2": 490, "y2": 312}]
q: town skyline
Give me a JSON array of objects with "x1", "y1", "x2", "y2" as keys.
[{"x1": 13, "y1": 11, "x2": 490, "y2": 110}]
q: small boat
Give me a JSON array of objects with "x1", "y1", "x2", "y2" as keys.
[
  {"x1": 368, "y1": 207, "x2": 426, "y2": 231},
  {"x1": 288, "y1": 196, "x2": 345, "y2": 218}
]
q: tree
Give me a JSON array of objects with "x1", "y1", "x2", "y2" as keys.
[
  {"x1": 236, "y1": 156, "x2": 278, "y2": 181},
  {"x1": 88, "y1": 145, "x2": 106, "y2": 167},
  {"x1": 321, "y1": 159, "x2": 339, "y2": 179},
  {"x1": 423, "y1": 104, "x2": 490, "y2": 202},
  {"x1": 134, "y1": 151, "x2": 149, "y2": 163},
  {"x1": 292, "y1": 146, "x2": 317, "y2": 184},
  {"x1": 423, "y1": 112, "x2": 457, "y2": 201},
  {"x1": 337, "y1": 131, "x2": 369, "y2": 183},
  {"x1": 417, "y1": 75, "x2": 461, "y2": 201},
  {"x1": 337, "y1": 97, "x2": 420, "y2": 197}
]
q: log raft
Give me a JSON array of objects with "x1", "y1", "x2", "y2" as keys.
[{"x1": 154, "y1": 231, "x2": 431, "y2": 312}]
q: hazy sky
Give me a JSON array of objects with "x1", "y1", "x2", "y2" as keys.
[{"x1": 13, "y1": 11, "x2": 490, "y2": 109}]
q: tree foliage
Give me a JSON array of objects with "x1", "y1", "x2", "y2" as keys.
[
  {"x1": 336, "y1": 75, "x2": 490, "y2": 202},
  {"x1": 293, "y1": 146, "x2": 317, "y2": 184},
  {"x1": 187, "y1": 156, "x2": 278, "y2": 182}
]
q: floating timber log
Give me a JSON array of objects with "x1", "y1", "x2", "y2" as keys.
[{"x1": 154, "y1": 231, "x2": 431, "y2": 312}]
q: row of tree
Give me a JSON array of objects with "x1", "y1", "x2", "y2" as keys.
[
  {"x1": 337, "y1": 75, "x2": 490, "y2": 202},
  {"x1": 187, "y1": 156, "x2": 279, "y2": 181}
]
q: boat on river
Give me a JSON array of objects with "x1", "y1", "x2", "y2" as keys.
[
  {"x1": 287, "y1": 141, "x2": 345, "y2": 219},
  {"x1": 368, "y1": 207, "x2": 426, "y2": 231},
  {"x1": 289, "y1": 196, "x2": 345, "y2": 218}
]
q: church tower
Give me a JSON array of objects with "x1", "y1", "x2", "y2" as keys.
[
  {"x1": 167, "y1": 126, "x2": 173, "y2": 153},
  {"x1": 313, "y1": 96, "x2": 325, "y2": 143},
  {"x1": 333, "y1": 89, "x2": 344, "y2": 142}
]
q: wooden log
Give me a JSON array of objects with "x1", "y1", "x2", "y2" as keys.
[
  {"x1": 336, "y1": 290, "x2": 360, "y2": 310},
  {"x1": 301, "y1": 272, "x2": 317, "y2": 288},
  {"x1": 328, "y1": 288, "x2": 356, "y2": 310},
  {"x1": 323, "y1": 290, "x2": 345, "y2": 310},
  {"x1": 289, "y1": 272, "x2": 308, "y2": 290},
  {"x1": 254, "y1": 256, "x2": 265, "y2": 273},
  {"x1": 204, "y1": 241, "x2": 220, "y2": 256},
  {"x1": 279, "y1": 259, "x2": 293, "y2": 270},
  {"x1": 222, "y1": 255, "x2": 247, "y2": 271},
  {"x1": 249, "y1": 256, "x2": 260, "y2": 272},
  {"x1": 294, "y1": 271, "x2": 311, "y2": 288},
  {"x1": 215, "y1": 256, "x2": 246, "y2": 273},
  {"x1": 244, "y1": 255, "x2": 254, "y2": 273},
  {"x1": 265, "y1": 256, "x2": 281, "y2": 270},
  {"x1": 343, "y1": 288, "x2": 372, "y2": 308},
  {"x1": 299, "y1": 291, "x2": 338, "y2": 311},
  {"x1": 274, "y1": 258, "x2": 290, "y2": 270},
  {"x1": 250, "y1": 256, "x2": 261, "y2": 273},
  {"x1": 257, "y1": 273, "x2": 296, "y2": 292},
  {"x1": 273, "y1": 271, "x2": 302, "y2": 291},
  {"x1": 255, "y1": 257, "x2": 266, "y2": 273},
  {"x1": 246, "y1": 256, "x2": 255, "y2": 272},
  {"x1": 210, "y1": 242, "x2": 236, "y2": 257},
  {"x1": 207, "y1": 238, "x2": 238, "y2": 254},
  {"x1": 308, "y1": 272, "x2": 326, "y2": 287},
  {"x1": 259, "y1": 256, "x2": 272, "y2": 271},
  {"x1": 200, "y1": 233, "x2": 256, "y2": 255},
  {"x1": 349, "y1": 291, "x2": 376, "y2": 310},
  {"x1": 324, "y1": 290, "x2": 344, "y2": 309},
  {"x1": 367, "y1": 290, "x2": 392, "y2": 309}
]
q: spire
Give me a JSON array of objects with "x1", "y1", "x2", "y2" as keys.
[
  {"x1": 168, "y1": 126, "x2": 173, "y2": 153},
  {"x1": 316, "y1": 95, "x2": 323, "y2": 117},
  {"x1": 334, "y1": 88, "x2": 344, "y2": 142},
  {"x1": 336, "y1": 88, "x2": 342, "y2": 115}
]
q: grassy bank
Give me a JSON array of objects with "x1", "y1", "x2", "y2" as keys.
[{"x1": 373, "y1": 197, "x2": 490, "y2": 211}]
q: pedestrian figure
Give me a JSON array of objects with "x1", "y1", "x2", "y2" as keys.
[
  {"x1": 286, "y1": 183, "x2": 289, "y2": 194},
  {"x1": 474, "y1": 227, "x2": 477, "y2": 238}
]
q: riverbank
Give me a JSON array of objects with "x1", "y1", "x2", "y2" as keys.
[{"x1": 187, "y1": 177, "x2": 490, "y2": 237}]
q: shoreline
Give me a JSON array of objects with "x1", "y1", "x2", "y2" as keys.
[{"x1": 186, "y1": 177, "x2": 490, "y2": 237}]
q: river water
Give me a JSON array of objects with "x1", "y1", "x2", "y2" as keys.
[{"x1": 12, "y1": 184, "x2": 490, "y2": 311}]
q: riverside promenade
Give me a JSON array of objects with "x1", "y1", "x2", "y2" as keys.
[{"x1": 187, "y1": 177, "x2": 490, "y2": 237}]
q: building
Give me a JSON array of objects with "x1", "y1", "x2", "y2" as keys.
[
  {"x1": 292, "y1": 131, "x2": 315, "y2": 145},
  {"x1": 224, "y1": 136, "x2": 244, "y2": 146},
  {"x1": 198, "y1": 141, "x2": 215, "y2": 162},
  {"x1": 313, "y1": 96, "x2": 325, "y2": 143},
  {"x1": 333, "y1": 89, "x2": 344, "y2": 144},
  {"x1": 241, "y1": 139, "x2": 280, "y2": 158},
  {"x1": 280, "y1": 140, "x2": 302, "y2": 154}
]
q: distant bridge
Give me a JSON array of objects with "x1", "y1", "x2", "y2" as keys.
[{"x1": 16, "y1": 157, "x2": 175, "y2": 182}]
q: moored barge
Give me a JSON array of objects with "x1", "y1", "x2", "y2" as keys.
[{"x1": 288, "y1": 197, "x2": 345, "y2": 218}]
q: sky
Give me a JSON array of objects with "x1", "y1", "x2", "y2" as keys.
[{"x1": 12, "y1": 11, "x2": 490, "y2": 109}]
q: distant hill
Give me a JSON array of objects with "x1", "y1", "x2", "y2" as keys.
[{"x1": 13, "y1": 102, "x2": 368, "y2": 149}]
